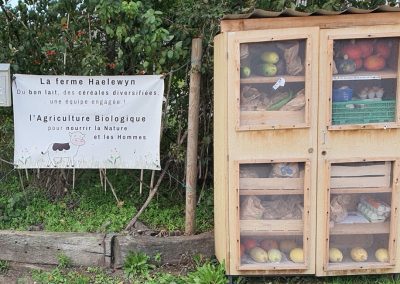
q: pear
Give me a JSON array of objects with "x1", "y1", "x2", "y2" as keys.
[
  {"x1": 261, "y1": 51, "x2": 280, "y2": 64},
  {"x1": 240, "y1": 66, "x2": 251, "y2": 78},
  {"x1": 259, "y1": 63, "x2": 277, "y2": 77}
]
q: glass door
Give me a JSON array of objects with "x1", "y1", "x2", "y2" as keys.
[
  {"x1": 227, "y1": 27, "x2": 319, "y2": 274},
  {"x1": 238, "y1": 160, "x2": 311, "y2": 270},
  {"x1": 317, "y1": 25, "x2": 400, "y2": 275}
]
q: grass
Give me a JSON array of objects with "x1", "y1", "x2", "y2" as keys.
[
  {"x1": 0, "y1": 170, "x2": 214, "y2": 233},
  {"x1": 2, "y1": 170, "x2": 400, "y2": 283}
]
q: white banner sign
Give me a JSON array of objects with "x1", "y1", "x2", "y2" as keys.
[{"x1": 13, "y1": 74, "x2": 164, "y2": 169}]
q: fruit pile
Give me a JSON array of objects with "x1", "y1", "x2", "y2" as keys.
[
  {"x1": 329, "y1": 246, "x2": 389, "y2": 263},
  {"x1": 240, "y1": 41, "x2": 304, "y2": 78},
  {"x1": 334, "y1": 39, "x2": 392, "y2": 74},
  {"x1": 241, "y1": 238, "x2": 304, "y2": 264}
]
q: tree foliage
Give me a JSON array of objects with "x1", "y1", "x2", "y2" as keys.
[{"x1": 0, "y1": 0, "x2": 242, "y2": 229}]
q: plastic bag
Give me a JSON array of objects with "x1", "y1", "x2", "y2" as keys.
[
  {"x1": 277, "y1": 41, "x2": 304, "y2": 76},
  {"x1": 280, "y1": 89, "x2": 306, "y2": 111},
  {"x1": 240, "y1": 196, "x2": 264, "y2": 220},
  {"x1": 269, "y1": 163, "x2": 299, "y2": 178}
]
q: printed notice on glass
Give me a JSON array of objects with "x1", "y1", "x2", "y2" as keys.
[{"x1": 12, "y1": 74, "x2": 164, "y2": 169}]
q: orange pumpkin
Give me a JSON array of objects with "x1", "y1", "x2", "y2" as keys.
[
  {"x1": 375, "y1": 41, "x2": 391, "y2": 59},
  {"x1": 364, "y1": 55, "x2": 386, "y2": 71}
]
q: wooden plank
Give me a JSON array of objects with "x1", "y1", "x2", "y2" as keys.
[
  {"x1": 331, "y1": 187, "x2": 392, "y2": 194},
  {"x1": 238, "y1": 262, "x2": 307, "y2": 271},
  {"x1": 221, "y1": 13, "x2": 400, "y2": 32},
  {"x1": 332, "y1": 70, "x2": 397, "y2": 81},
  {"x1": 240, "y1": 220, "x2": 303, "y2": 234},
  {"x1": 240, "y1": 177, "x2": 303, "y2": 190},
  {"x1": 331, "y1": 162, "x2": 391, "y2": 177},
  {"x1": 327, "y1": 262, "x2": 394, "y2": 271},
  {"x1": 113, "y1": 232, "x2": 214, "y2": 269},
  {"x1": 330, "y1": 222, "x2": 390, "y2": 235},
  {"x1": 240, "y1": 75, "x2": 305, "y2": 84},
  {"x1": 240, "y1": 110, "x2": 305, "y2": 127},
  {"x1": 0, "y1": 231, "x2": 107, "y2": 267},
  {"x1": 331, "y1": 176, "x2": 391, "y2": 189},
  {"x1": 213, "y1": 33, "x2": 230, "y2": 272},
  {"x1": 240, "y1": 189, "x2": 303, "y2": 195}
]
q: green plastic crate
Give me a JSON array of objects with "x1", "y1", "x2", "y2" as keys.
[{"x1": 332, "y1": 99, "x2": 396, "y2": 125}]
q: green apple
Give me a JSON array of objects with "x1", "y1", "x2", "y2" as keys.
[
  {"x1": 260, "y1": 63, "x2": 277, "y2": 77},
  {"x1": 261, "y1": 51, "x2": 279, "y2": 64},
  {"x1": 240, "y1": 66, "x2": 251, "y2": 78}
]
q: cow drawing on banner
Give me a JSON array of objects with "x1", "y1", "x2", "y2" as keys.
[{"x1": 41, "y1": 131, "x2": 86, "y2": 167}]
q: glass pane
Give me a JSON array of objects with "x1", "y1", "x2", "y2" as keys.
[
  {"x1": 332, "y1": 38, "x2": 399, "y2": 125},
  {"x1": 238, "y1": 162, "x2": 306, "y2": 268},
  {"x1": 240, "y1": 40, "x2": 307, "y2": 128},
  {"x1": 328, "y1": 161, "x2": 392, "y2": 266}
]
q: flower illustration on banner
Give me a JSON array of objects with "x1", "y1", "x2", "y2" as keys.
[
  {"x1": 107, "y1": 148, "x2": 121, "y2": 166},
  {"x1": 17, "y1": 148, "x2": 32, "y2": 166}
]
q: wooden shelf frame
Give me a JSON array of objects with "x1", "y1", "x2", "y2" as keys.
[
  {"x1": 241, "y1": 75, "x2": 305, "y2": 84},
  {"x1": 322, "y1": 29, "x2": 400, "y2": 130},
  {"x1": 317, "y1": 158, "x2": 400, "y2": 275},
  {"x1": 235, "y1": 159, "x2": 312, "y2": 270},
  {"x1": 230, "y1": 27, "x2": 318, "y2": 131}
]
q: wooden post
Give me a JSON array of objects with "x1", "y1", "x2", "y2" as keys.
[{"x1": 185, "y1": 38, "x2": 203, "y2": 235}]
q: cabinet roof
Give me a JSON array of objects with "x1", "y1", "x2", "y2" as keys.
[{"x1": 223, "y1": 5, "x2": 400, "y2": 20}]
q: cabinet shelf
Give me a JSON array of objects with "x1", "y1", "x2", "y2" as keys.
[
  {"x1": 241, "y1": 75, "x2": 305, "y2": 84},
  {"x1": 241, "y1": 219, "x2": 303, "y2": 236},
  {"x1": 330, "y1": 187, "x2": 392, "y2": 194},
  {"x1": 240, "y1": 177, "x2": 304, "y2": 190},
  {"x1": 327, "y1": 262, "x2": 394, "y2": 271},
  {"x1": 330, "y1": 222, "x2": 390, "y2": 235},
  {"x1": 240, "y1": 189, "x2": 304, "y2": 196},
  {"x1": 238, "y1": 262, "x2": 307, "y2": 271},
  {"x1": 332, "y1": 70, "x2": 397, "y2": 81}
]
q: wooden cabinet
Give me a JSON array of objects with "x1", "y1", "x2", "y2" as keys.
[{"x1": 214, "y1": 13, "x2": 400, "y2": 276}]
